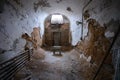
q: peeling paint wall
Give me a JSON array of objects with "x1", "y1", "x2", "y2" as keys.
[
  {"x1": 80, "y1": 0, "x2": 120, "y2": 59},
  {"x1": 82, "y1": 0, "x2": 120, "y2": 39},
  {"x1": 77, "y1": 0, "x2": 120, "y2": 79}
]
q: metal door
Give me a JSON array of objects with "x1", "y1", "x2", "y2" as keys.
[{"x1": 53, "y1": 32, "x2": 61, "y2": 46}]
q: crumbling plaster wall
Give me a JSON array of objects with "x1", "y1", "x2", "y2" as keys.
[
  {"x1": 0, "y1": 0, "x2": 41, "y2": 52},
  {"x1": 0, "y1": 0, "x2": 86, "y2": 53},
  {"x1": 81, "y1": 0, "x2": 120, "y2": 59},
  {"x1": 77, "y1": 0, "x2": 120, "y2": 79},
  {"x1": 81, "y1": 0, "x2": 120, "y2": 53},
  {"x1": 82, "y1": 0, "x2": 120, "y2": 40},
  {"x1": 79, "y1": 0, "x2": 120, "y2": 64}
]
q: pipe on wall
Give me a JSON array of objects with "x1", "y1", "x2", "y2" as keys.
[{"x1": 81, "y1": 0, "x2": 93, "y2": 40}]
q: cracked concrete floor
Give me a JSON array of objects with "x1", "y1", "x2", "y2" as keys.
[{"x1": 15, "y1": 48, "x2": 86, "y2": 80}]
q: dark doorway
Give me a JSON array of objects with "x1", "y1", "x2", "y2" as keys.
[{"x1": 53, "y1": 32, "x2": 61, "y2": 46}]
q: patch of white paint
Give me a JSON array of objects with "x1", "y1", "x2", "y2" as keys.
[
  {"x1": 105, "y1": 31, "x2": 115, "y2": 38},
  {"x1": 80, "y1": 54, "x2": 91, "y2": 62},
  {"x1": 80, "y1": 54, "x2": 87, "y2": 60},
  {"x1": 87, "y1": 56, "x2": 91, "y2": 62}
]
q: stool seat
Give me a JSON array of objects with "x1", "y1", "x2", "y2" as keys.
[
  {"x1": 52, "y1": 46, "x2": 61, "y2": 50},
  {"x1": 51, "y1": 46, "x2": 62, "y2": 55}
]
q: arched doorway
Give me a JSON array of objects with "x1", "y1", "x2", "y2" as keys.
[{"x1": 42, "y1": 13, "x2": 72, "y2": 50}]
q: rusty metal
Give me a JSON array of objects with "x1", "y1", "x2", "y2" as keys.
[{"x1": 0, "y1": 48, "x2": 33, "y2": 80}]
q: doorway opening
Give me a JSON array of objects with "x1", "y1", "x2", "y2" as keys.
[{"x1": 42, "y1": 13, "x2": 72, "y2": 51}]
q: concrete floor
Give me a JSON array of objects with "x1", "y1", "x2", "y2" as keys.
[{"x1": 15, "y1": 48, "x2": 87, "y2": 80}]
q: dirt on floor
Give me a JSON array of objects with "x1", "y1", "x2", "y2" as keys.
[
  {"x1": 14, "y1": 48, "x2": 85, "y2": 80},
  {"x1": 14, "y1": 48, "x2": 114, "y2": 80}
]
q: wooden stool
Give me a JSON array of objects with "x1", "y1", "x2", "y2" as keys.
[{"x1": 51, "y1": 46, "x2": 62, "y2": 55}]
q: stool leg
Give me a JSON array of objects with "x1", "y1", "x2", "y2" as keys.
[
  {"x1": 53, "y1": 51, "x2": 55, "y2": 55},
  {"x1": 59, "y1": 50, "x2": 61, "y2": 55}
]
